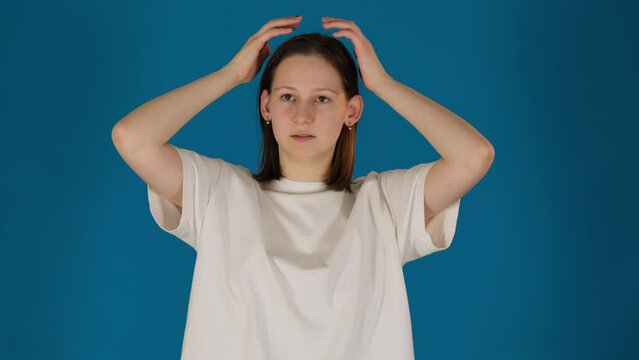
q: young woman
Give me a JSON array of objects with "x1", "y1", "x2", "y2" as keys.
[{"x1": 112, "y1": 15, "x2": 494, "y2": 360}]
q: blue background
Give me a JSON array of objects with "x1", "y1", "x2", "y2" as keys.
[{"x1": 1, "y1": 0, "x2": 637, "y2": 359}]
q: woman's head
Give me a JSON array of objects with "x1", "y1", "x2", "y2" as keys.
[{"x1": 252, "y1": 33, "x2": 363, "y2": 193}]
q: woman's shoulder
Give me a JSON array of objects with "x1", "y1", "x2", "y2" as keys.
[{"x1": 170, "y1": 145, "x2": 250, "y2": 180}]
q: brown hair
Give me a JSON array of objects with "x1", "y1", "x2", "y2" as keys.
[{"x1": 251, "y1": 33, "x2": 361, "y2": 193}]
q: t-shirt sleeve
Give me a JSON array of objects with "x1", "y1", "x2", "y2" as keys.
[
  {"x1": 379, "y1": 162, "x2": 461, "y2": 265},
  {"x1": 146, "y1": 144, "x2": 223, "y2": 251}
]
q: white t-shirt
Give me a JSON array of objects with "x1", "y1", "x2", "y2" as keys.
[{"x1": 147, "y1": 144, "x2": 461, "y2": 360}]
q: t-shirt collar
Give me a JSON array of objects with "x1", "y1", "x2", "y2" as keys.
[{"x1": 265, "y1": 176, "x2": 329, "y2": 193}]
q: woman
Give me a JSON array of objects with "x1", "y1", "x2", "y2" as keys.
[{"x1": 112, "y1": 15, "x2": 494, "y2": 360}]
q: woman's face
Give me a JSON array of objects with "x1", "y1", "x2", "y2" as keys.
[{"x1": 261, "y1": 54, "x2": 362, "y2": 164}]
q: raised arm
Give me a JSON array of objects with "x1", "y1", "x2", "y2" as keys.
[
  {"x1": 111, "y1": 68, "x2": 239, "y2": 155},
  {"x1": 111, "y1": 15, "x2": 304, "y2": 210},
  {"x1": 370, "y1": 75, "x2": 494, "y2": 235},
  {"x1": 321, "y1": 16, "x2": 494, "y2": 240},
  {"x1": 111, "y1": 68, "x2": 239, "y2": 209}
]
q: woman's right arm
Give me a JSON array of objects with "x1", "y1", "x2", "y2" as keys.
[
  {"x1": 112, "y1": 15, "x2": 303, "y2": 153},
  {"x1": 110, "y1": 68, "x2": 240, "y2": 209},
  {"x1": 111, "y1": 68, "x2": 239, "y2": 154},
  {"x1": 111, "y1": 15, "x2": 303, "y2": 209},
  {"x1": 111, "y1": 15, "x2": 303, "y2": 151}
]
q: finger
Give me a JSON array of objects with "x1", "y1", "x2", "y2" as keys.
[
  {"x1": 321, "y1": 17, "x2": 351, "y2": 25},
  {"x1": 332, "y1": 29, "x2": 355, "y2": 40},
  {"x1": 255, "y1": 26, "x2": 294, "y2": 42},
  {"x1": 331, "y1": 29, "x2": 365, "y2": 48},
  {"x1": 256, "y1": 16, "x2": 302, "y2": 36},
  {"x1": 322, "y1": 19, "x2": 355, "y2": 28},
  {"x1": 257, "y1": 16, "x2": 302, "y2": 36},
  {"x1": 322, "y1": 19, "x2": 364, "y2": 37}
]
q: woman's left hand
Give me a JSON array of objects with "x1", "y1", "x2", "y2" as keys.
[{"x1": 322, "y1": 17, "x2": 391, "y2": 92}]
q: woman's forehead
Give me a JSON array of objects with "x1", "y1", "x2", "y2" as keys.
[{"x1": 275, "y1": 56, "x2": 340, "y2": 82}]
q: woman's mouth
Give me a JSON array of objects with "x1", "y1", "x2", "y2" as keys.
[{"x1": 291, "y1": 135, "x2": 315, "y2": 142}]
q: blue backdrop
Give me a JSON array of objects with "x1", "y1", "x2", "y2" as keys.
[{"x1": 1, "y1": 0, "x2": 637, "y2": 359}]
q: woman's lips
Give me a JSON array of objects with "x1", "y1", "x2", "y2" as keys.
[{"x1": 291, "y1": 135, "x2": 315, "y2": 142}]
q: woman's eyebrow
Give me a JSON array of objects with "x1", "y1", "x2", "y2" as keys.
[{"x1": 274, "y1": 86, "x2": 338, "y2": 95}]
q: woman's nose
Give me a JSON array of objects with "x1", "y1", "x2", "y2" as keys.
[{"x1": 292, "y1": 106, "x2": 314, "y2": 124}]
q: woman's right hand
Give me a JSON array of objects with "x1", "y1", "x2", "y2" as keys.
[{"x1": 222, "y1": 15, "x2": 303, "y2": 85}]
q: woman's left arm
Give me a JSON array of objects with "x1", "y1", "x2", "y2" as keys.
[
  {"x1": 323, "y1": 16, "x2": 494, "y2": 169},
  {"x1": 370, "y1": 76, "x2": 494, "y2": 231},
  {"x1": 370, "y1": 75, "x2": 494, "y2": 170},
  {"x1": 323, "y1": 16, "x2": 494, "y2": 226}
]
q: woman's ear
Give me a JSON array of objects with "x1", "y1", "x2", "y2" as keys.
[
  {"x1": 346, "y1": 94, "x2": 364, "y2": 125},
  {"x1": 260, "y1": 89, "x2": 271, "y2": 119}
]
